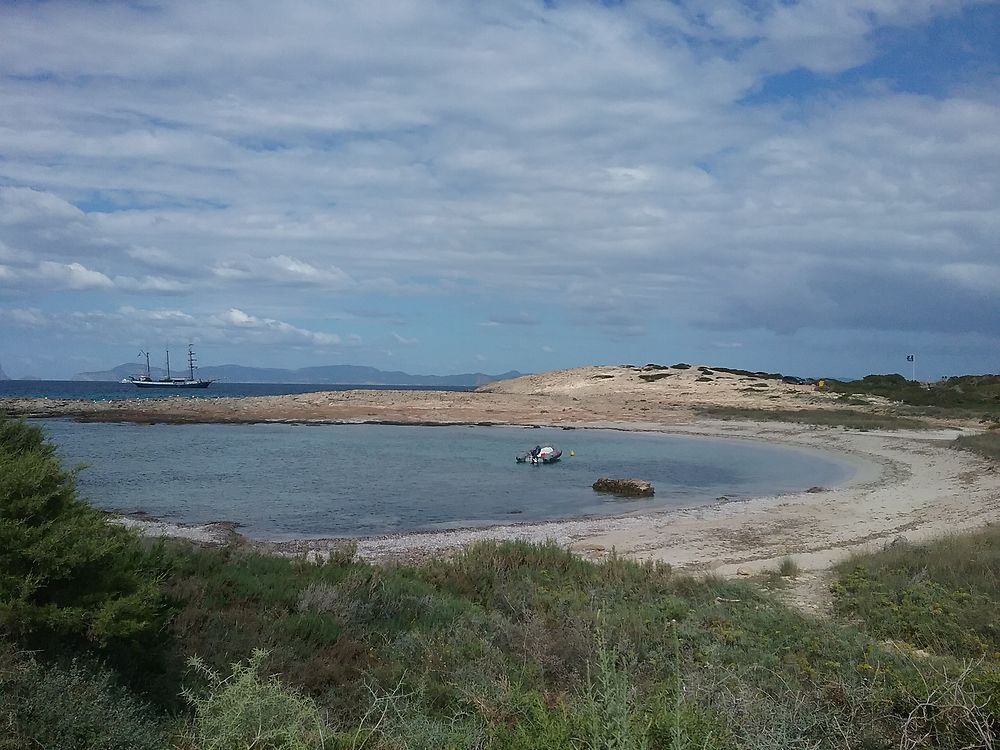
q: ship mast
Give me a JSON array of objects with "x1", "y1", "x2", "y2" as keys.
[
  {"x1": 166, "y1": 348, "x2": 171, "y2": 380},
  {"x1": 188, "y1": 344, "x2": 197, "y2": 381}
]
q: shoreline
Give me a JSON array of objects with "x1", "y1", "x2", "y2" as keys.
[
  {"x1": 93, "y1": 418, "x2": 865, "y2": 548},
  {"x1": 12, "y1": 364, "x2": 998, "y2": 596},
  {"x1": 111, "y1": 418, "x2": 998, "y2": 585}
]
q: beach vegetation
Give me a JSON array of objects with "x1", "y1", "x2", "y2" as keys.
[
  {"x1": 696, "y1": 406, "x2": 927, "y2": 430},
  {"x1": 832, "y1": 526, "x2": 1000, "y2": 659},
  {"x1": 154, "y1": 537, "x2": 998, "y2": 748},
  {"x1": 755, "y1": 557, "x2": 801, "y2": 589},
  {"x1": 953, "y1": 429, "x2": 1000, "y2": 461},
  {"x1": 180, "y1": 648, "x2": 329, "y2": 749},
  {"x1": 0, "y1": 417, "x2": 163, "y2": 651},
  {"x1": 778, "y1": 557, "x2": 801, "y2": 578},
  {"x1": 6, "y1": 526, "x2": 1000, "y2": 748},
  {"x1": 5, "y1": 418, "x2": 1000, "y2": 748},
  {"x1": 0, "y1": 643, "x2": 168, "y2": 750},
  {"x1": 824, "y1": 373, "x2": 1000, "y2": 416}
]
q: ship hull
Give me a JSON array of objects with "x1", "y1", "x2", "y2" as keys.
[{"x1": 129, "y1": 379, "x2": 212, "y2": 389}]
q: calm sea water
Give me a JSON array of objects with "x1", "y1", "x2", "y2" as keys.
[
  {"x1": 36, "y1": 420, "x2": 854, "y2": 539},
  {"x1": 0, "y1": 380, "x2": 469, "y2": 401}
]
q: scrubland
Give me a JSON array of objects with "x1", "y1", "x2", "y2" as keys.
[{"x1": 3, "y1": 417, "x2": 999, "y2": 749}]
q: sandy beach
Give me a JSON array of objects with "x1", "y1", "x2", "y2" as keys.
[{"x1": 8, "y1": 364, "x2": 999, "y2": 606}]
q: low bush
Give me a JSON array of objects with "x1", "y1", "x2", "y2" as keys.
[
  {"x1": 0, "y1": 643, "x2": 167, "y2": 750},
  {"x1": 826, "y1": 373, "x2": 1000, "y2": 415},
  {"x1": 832, "y1": 527, "x2": 1000, "y2": 659},
  {"x1": 181, "y1": 648, "x2": 330, "y2": 750}
]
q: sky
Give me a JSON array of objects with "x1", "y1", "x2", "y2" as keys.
[{"x1": 1, "y1": 0, "x2": 998, "y2": 381}]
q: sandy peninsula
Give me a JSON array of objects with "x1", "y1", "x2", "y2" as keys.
[{"x1": 6, "y1": 363, "x2": 999, "y2": 609}]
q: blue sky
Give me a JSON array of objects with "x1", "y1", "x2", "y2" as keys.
[{"x1": 1, "y1": 0, "x2": 998, "y2": 380}]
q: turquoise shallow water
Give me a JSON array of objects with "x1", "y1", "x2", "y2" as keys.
[{"x1": 36, "y1": 420, "x2": 854, "y2": 539}]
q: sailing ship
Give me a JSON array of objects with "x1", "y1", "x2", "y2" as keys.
[{"x1": 125, "y1": 344, "x2": 214, "y2": 389}]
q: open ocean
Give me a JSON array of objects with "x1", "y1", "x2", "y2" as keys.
[
  {"x1": 0, "y1": 380, "x2": 470, "y2": 401},
  {"x1": 34, "y1": 419, "x2": 856, "y2": 539}
]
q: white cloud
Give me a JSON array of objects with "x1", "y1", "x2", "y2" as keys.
[
  {"x1": 0, "y1": 186, "x2": 85, "y2": 225},
  {"x1": 0, "y1": 307, "x2": 48, "y2": 327},
  {"x1": 0, "y1": 0, "x2": 997, "y2": 365},
  {"x1": 114, "y1": 275, "x2": 190, "y2": 293},
  {"x1": 0, "y1": 303, "x2": 341, "y2": 351},
  {"x1": 390, "y1": 331, "x2": 418, "y2": 345},
  {"x1": 35, "y1": 261, "x2": 114, "y2": 289},
  {"x1": 118, "y1": 306, "x2": 197, "y2": 324},
  {"x1": 213, "y1": 308, "x2": 340, "y2": 347},
  {"x1": 0, "y1": 241, "x2": 30, "y2": 263},
  {"x1": 484, "y1": 312, "x2": 540, "y2": 327}
]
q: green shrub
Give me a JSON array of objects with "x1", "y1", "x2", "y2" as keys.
[
  {"x1": 0, "y1": 643, "x2": 166, "y2": 750},
  {"x1": 832, "y1": 527, "x2": 1000, "y2": 658},
  {"x1": 0, "y1": 418, "x2": 162, "y2": 648},
  {"x1": 182, "y1": 648, "x2": 329, "y2": 749},
  {"x1": 351, "y1": 681, "x2": 485, "y2": 750},
  {"x1": 482, "y1": 690, "x2": 576, "y2": 749},
  {"x1": 577, "y1": 633, "x2": 648, "y2": 750}
]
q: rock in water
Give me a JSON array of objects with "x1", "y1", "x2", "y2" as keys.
[{"x1": 592, "y1": 478, "x2": 654, "y2": 497}]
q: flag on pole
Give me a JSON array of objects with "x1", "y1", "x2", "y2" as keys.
[{"x1": 906, "y1": 355, "x2": 914, "y2": 362}]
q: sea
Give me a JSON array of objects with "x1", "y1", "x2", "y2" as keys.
[
  {"x1": 0, "y1": 380, "x2": 471, "y2": 401},
  {"x1": 31, "y1": 417, "x2": 856, "y2": 540}
]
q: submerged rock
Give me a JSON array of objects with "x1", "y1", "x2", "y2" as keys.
[{"x1": 592, "y1": 478, "x2": 655, "y2": 497}]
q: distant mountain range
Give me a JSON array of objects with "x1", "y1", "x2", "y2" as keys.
[{"x1": 73, "y1": 362, "x2": 524, "y2": 387}]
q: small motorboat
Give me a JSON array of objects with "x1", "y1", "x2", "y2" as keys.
[{"x1": 516, "y1": 445, "x2": 562, "y2": 464}]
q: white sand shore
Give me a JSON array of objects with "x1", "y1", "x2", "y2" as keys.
[
  {"x1": 357, "y1": 421, "x2": 998, "y2": 571},
  {"x1": 31, "y1": 363, "x2": 992, "y2": 600},
  {"x1": 114, "y1": 419, "x2": 1000, "y2": 597}
]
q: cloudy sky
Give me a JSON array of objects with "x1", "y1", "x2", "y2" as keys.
[{"x1": 1, "y1": 0, "x2": 998, "y2": 380}]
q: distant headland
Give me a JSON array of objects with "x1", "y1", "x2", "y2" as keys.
[{"x1": 72, "y1": 362, "x2": 524, "y2": 388}]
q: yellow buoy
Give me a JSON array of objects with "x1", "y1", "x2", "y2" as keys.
[{"x1": 569, "y1": 450, "x2": 575, "y2": 457}]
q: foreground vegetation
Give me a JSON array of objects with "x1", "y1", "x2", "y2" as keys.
[{"x1": 2, "y1": 418, "x2": 999, "y2": 748}]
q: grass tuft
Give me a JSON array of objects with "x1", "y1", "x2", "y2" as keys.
[
  {"x1": 696, "y1": 406, "x2": 928, "y2": 430},
  {"x1": 953, "y1": 430, "x2": 1000, "y2": 461},
  {"x1": 778, "y1": 557, "x2": 801, "y2": 579}
]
